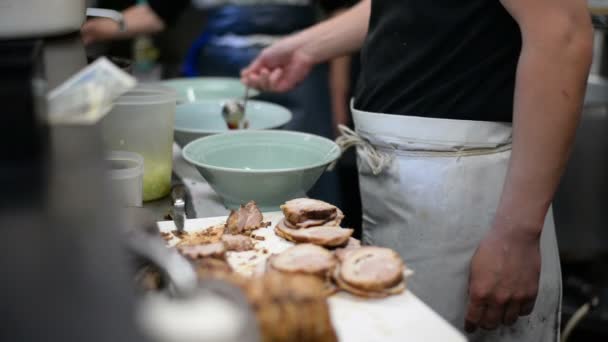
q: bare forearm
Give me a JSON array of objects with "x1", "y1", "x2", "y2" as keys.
[
  {"x1": 496, "y1": 16, "x2": 592, "y2": 230},
  {"x1": 297, "y1": 0, "x2": 370, "y2": 63},
  {"x1": 123, "y1": 5, "x2": 166, "y2": 37},
  {"x1": 330, "y1": 55, "x2": 352, "y2": 130}
]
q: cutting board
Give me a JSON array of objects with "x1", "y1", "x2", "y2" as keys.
[{"x1": 157, "y1": 213, "x2": 466, "y2": 342}]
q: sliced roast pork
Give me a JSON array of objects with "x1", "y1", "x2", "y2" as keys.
[
  {"x1": 221, "y1": 234, "x2": 255, "y2": 252},
  {"x1": 334, "y1": 237, "x2": 362, "y2": 262},
  {"x1": 280, "y1": 198, "x2": 344, "y2": 228},
  {"x1": 268, "y1": 244, "x2": 338, "y2": 296},
  {"x1": 269, "y1": 244, "x2": 337, "y2": 277},
  {"x1": 225, "y1": 201, "x2": 270, "y2": 235},
  {"x1": 275, "y1": 219, "x2": 353, "y2": 248},
  {"x1": 334, "y1": 246, "x2": 407, "y2": 298},
  {"x1": 178, "y1": 242, "x2": 226, "y2": 260}
]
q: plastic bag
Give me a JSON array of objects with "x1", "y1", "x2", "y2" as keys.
[{"x1": 47, "y1": 57, "x2": 136, "y2": 125}]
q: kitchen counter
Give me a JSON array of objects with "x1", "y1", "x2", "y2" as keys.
[
  {"x1": 158, "y1": 213, "x2": 467, "y2": 342},
  {"x1": 158, "y1": 143, "x2": 467, "y2": 341}
]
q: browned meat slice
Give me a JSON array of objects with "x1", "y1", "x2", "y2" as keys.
[
  {"x1": 275, "y1": 219, "x2": 353, "y2": 248},
  {"x1": 225, "y1": 201, "x2": 270, "y2": 235},
  {"x1": 269, "y1": 244, "x2": 337, "y2": 277},
  {"x1": 178, "y1": 242, "x2": 226, "y2": 260},
  {"x1": 280, "y1": 198, "x2": 339, "y2": 225},
  {"x1": 334, "y1": 238, "x2": 362, "y2": 262},
  {"x1": 175, "y1": 224, "x2": 225, "y2": 247},
  {"x1": 283, "y1": 209, "x2": 344, "y2": 229},
  {"x1": 334, "y1": 246, "x2": 407, "y2": 298},
  {"x1": 333, "y1": 268, "x2": 406, "y2": 298},
  {"x1": 221, "y1": 234, "x2": 255, "y2": 252}
]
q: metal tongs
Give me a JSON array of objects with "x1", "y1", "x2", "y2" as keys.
[{"x1": 221, "y1": 86, "x2": 250, "y2": 129}]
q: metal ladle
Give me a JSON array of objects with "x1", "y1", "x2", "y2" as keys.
[{"x1": 221, "y1": 86, "x2": 250, "y2": 129}]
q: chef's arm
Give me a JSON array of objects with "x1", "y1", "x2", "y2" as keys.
[
  {"x1": 298, "y1": 0, "x2": 369, "y2": 63},
  {"x1": 327, "y1": 7, "x2": 356, "y2": 134},
  {"x1": 497, "y1": 0, "x2": 592, "y2": 232},
  {"x1": 81, "y1": 0, "x2": 190, "y2": 45},
  {"x1": 465, "y1": 1, "x2": 592, "y2": 332},
  {"x1": 241, "y1": 0, "x2": 369, "y2": 91}
]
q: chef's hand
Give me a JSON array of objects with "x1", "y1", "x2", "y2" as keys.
[
  {"x1": 465, "y1": 216, "x2": 542, "y2": 332},
  {"x1": 241, "y1": 36, "x2": 315, "y2": 93}
]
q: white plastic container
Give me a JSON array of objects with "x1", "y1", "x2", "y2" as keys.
[
  {"x1": 101, "y1": 84, "x2": 176, "y2": 201},
  {"x1": 106, "y1": 151, "x2": 144, "y2": 207}
]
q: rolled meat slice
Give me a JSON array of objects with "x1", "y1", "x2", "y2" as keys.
[
  {"x1": 280, "y1": 198, "x2": 339, "y2": 225},
  {"x1": 334, "y1": 246, "x2": 408, "y2": 298},
  {"x1": 275, "y1": 219, "x2": 353, "y2": 248},
  {"x1": 269, "y1": 244, "x2": 337, "y2": 277}
]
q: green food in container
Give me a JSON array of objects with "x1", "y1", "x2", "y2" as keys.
[{"x1": 100, "y1": 84, "x2": 176, "y2": 202}]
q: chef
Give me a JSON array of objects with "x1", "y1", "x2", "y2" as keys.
[{"x1": 242, "y1": 0, "x2": 592, "y2": 340}]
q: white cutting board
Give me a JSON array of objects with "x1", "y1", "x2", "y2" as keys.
[{"x1": 157, "y1": 213, "x2": 467, "y2": 342}]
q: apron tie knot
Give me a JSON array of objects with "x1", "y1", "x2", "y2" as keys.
[{"x1": 329, "y1": 125, "x2": 393, "y2": 175}]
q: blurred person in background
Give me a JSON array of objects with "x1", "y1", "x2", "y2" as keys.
[{"x1": 82, "y1": 0, "x2": 359, "y2": 208}]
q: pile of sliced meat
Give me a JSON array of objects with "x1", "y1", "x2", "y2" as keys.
[
  {"x1": 163, "y1": 198, "x2": 411, "y2": 300},
  {"x1": 269, "y1": 243, "x2": 408, "y2": 299},
  {"x1": 275, "y1": 198, "x2": 353, "y2": 248},
  {"x1": 175, "y1": 201, "x2": 270, "y2": 263},
  {"x1": 268, "y1": 244, "x2": 338, "y2": 296}
]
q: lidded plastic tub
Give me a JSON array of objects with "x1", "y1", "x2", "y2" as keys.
[
  {"x1": 106, "y1": 151, "x2": 144, "y2": 207},
  {"x1": 101, "y1": 84, "x2": 176, "y2": 201}
]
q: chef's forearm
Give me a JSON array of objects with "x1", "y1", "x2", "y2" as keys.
[
  {"x1": 496, "y1": 7, "x2": 592, "y2": 232},
  {"x1": 122, "y1": 5, "x2": 166, "y2": 37},
  {"x1": 295, "y1": 0, "x2": 370, "y2": 63}
]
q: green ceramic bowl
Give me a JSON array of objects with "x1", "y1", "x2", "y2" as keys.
[
  {"x1": 174, "y1": 100, "x2": 293, "y2": 147},
  {"x1": 162, "y1": 77, "x2": 260, "y2": 103},
  {"x1": 182, "y1": 130, "x2": 341, "y2": 211}
]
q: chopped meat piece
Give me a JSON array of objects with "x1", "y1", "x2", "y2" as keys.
[
  {"x1": 225, "y1": 201, "x2": 270, "y2": 235},
  {"x1": 175, "y1": 225, "x2": 225, "y2": 247},
  {"x1": 246, "y1": 272, "x2": 338, "y2": 342},
  {"x1": 159, "y1": 231, "x2": 173, "y2": 241},
  {"x1": 134, "y1": 265, "x2": 163, "y2": 291},
  {"x1": 253, "y1": 235, "x2": 265, "y2": 241},
  {"x1": 275, "y1": 219, "x2": 353, "y2": 248},
  {"x1": 333, "y1": 246, "x2": 407, "y2": 298},
  {"x1": 280, "y1": 198, "x2": 340, "y2": 226},
  {"x1": 269, "y1": 244, "x2": 337, "y2": 277},
  {"x1": 221, "y1": 234, "x2": 255, "y2": 252},
  {"x1": 178, "y1": 242, "x2": 226, "y2": 260}
]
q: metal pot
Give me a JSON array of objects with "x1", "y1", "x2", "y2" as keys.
[
  {"x1": 0, "y1": 0, "x2": 122, "y2": 39},
  {"x1": 591, "y1": 15, "x2": 608, "y2": 79},
  {"x1": 553, "y1": 79, "x2": 608, "y2": 262}
]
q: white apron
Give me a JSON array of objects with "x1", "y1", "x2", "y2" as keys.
[{"x1": 340, "y1": 105, "x2": 562, "y2": 341}]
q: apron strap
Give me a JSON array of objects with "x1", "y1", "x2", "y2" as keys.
[
  {"x1": 328, "y1": 124, "x2": 513, "y2": 175},
  {"x1": 328, "y1": 125, "x2": 394, "y2": 175}
]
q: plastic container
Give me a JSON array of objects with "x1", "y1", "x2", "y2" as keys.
[
  {"x1": 101, "y1": 84, "x2": 176, "y2": 201},
  {"x1": 106, "y1": 151, "x2": 144, "y2": 207}
]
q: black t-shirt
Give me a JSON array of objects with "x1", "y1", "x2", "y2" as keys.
[{"x1": 354, "y1": 0, "x2": 521, "y2": 122}]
